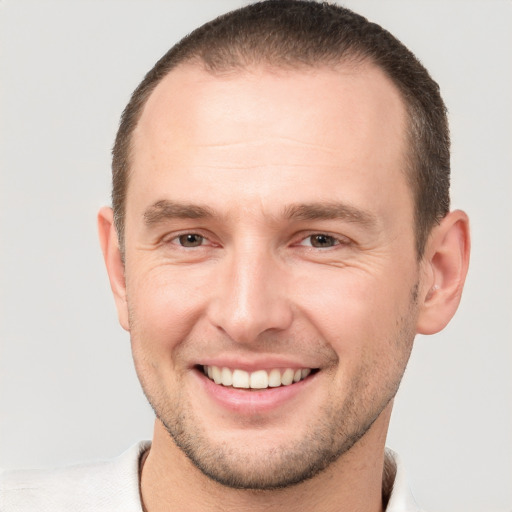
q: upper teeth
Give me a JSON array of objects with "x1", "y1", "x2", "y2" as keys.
[{"x1": 203, "y1": 366, "x2": 312, "y2": 389}]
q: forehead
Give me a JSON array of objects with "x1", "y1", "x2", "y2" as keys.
[
  {"x1": 135, "y1": 61, "x2": 407, "y2": 155},
  {"x1": 128, "y1": 62, "x2": 410, "y2": 221}
]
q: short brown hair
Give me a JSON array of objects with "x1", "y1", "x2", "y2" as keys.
[{"x1": 112, "y1": 0, "x2": 450, "y2": 257}]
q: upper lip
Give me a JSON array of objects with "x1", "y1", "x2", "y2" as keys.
[{"x1": 195, "y1": 356, "x2": 320, "y2": 372}]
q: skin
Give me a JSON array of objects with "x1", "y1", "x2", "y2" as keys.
[{"x1": 99, "y1": 61, "x2": 470, "y2": 512}]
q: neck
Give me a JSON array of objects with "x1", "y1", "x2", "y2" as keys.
[{"x1": 140, "y1": 406, "x2": 392, "y2": 512}]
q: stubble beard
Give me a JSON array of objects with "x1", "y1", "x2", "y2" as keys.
[
  {"x1": 130, "y1": 289, "x2": 418, "y2": 491},
  {"x1": 155, "y1": 385, "x2": 388, "y2": 490}
]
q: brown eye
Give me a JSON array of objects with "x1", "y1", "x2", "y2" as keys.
[
  {"x1": 309, "y1": 234, "x2": 337, "y2": 248},
  {"x1": 178, "y1": 234, "x2": 204, "y2": 247}
]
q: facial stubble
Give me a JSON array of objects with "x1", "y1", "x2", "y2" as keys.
[{"x1": 129, "y1": 285, "x2": 418, "y2": 491}]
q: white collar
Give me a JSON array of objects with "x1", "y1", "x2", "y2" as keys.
[
  {"x1": 385, "y1": 448, "x2": 423, "y2": 512},
  {"x1": 0, "y1": 443, "x2": 422, "y2": 511}
]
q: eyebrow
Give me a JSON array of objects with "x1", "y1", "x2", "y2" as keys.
[
  {"x1": 283, "y1": 202, "x2": 377, "y2": 227},
  {"x1": 143, "y1": 199, "x2": 377, "y2": 229},
  {"x1": 143, "y1": 200, "x2": 214, "y2": 226}
]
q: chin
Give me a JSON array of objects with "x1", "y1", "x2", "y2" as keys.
[{"x1": 153, "y1": 393, "x2": 386, "y2": 490}]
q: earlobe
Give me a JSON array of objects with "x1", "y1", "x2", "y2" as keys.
[
  {"x1": 416, "y1": 210, "x2": 470, "y2": 335},
  {"x1": 97, "y1": 206, "x2": 130, "y2": 331}
]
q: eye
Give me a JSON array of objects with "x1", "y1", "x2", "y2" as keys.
[
  {"x1": 176, "y1": 233, "x2": 205, "y2": 247},
  {"x1": 300, "y1": 234, "x2": 341, "y2": 248}
]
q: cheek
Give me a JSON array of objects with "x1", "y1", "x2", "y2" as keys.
[
  {"x1": 295, "y1": 266, "x2": 418, "y2": 358},
  {"x1": 126, "y1": 269, "x2": 208, "y2": 400},
  {"x1": 126, "y1": 264, "x2": 211, "y2": 354}
]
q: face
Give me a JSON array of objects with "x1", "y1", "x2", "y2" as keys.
[{"x1": 122, "y1": 63, "x2": 422, "y2": 489}]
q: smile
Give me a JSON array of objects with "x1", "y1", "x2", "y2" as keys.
[{"x1": 201, "y1": 365, "x2": 314, "y2": 390}]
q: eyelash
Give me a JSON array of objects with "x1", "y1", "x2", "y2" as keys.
[
  {"x1": 163, "y1": 231, "x2": 351, "y2": 250},
  {"x1": 298, "y1": 233, "x2": 352, "y2": 248},
  {"x1": 164, "y1": 232, "x2": 213, "y2": 248}
]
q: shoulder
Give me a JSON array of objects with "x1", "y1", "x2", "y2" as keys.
[{"x1": 0, "y1": 441, "x2": 150, "y2": 512}]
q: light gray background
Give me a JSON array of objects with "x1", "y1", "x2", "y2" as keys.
[{"x1": 1, "y1": 1, "x2": 511, "y2": 511}]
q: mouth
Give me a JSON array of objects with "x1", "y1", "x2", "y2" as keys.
[{"x1": 198, "y1": 365, "x2": 318, "y2": 390}]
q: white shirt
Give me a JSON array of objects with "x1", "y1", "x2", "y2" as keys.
[{"x1": 0, "y1": 442, "x2": 423, "y2": 511}]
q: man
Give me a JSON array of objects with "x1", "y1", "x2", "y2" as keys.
[{"x1": 1, "y1": 1, "x2": 470, "y2": 510}]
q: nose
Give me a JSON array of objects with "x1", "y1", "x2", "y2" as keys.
[{"x1": 207, "y1": 245, "x2": 293, "y2": 344}]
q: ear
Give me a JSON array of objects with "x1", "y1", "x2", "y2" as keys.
[
  {"x1": 97, "y1": 206, "x2": 130, "y2": 331},
  {"x1": 416, "y1": 210, "x2": 470, "y2": 335}
]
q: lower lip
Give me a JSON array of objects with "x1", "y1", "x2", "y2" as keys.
[{"x1": 194, "y1": 369, "x2": 317, "y2": 414}]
